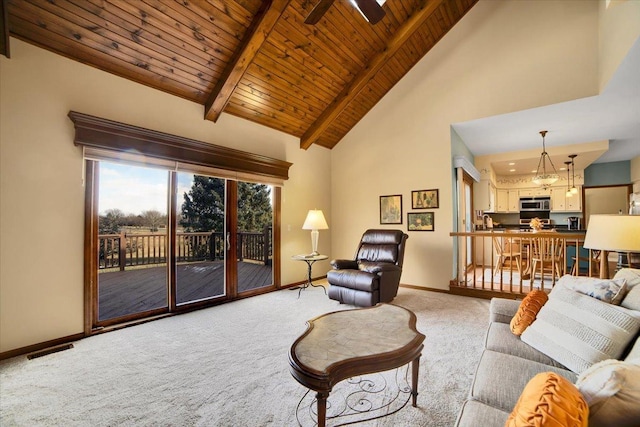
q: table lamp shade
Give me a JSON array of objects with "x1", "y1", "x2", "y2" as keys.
[
  {"x1": 583, "y1": 214, "x2": 640, "y2": 252},
  {"x1": 302, "y1": 210, "x2": 329, "y2": 230},
  {"x1": 302, "y1": 210, "x2": 328, "y2": 255}
]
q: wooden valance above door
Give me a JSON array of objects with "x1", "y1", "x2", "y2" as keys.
[{"x1": 68, "y1": 111, "x2": 292, "y2": 184}]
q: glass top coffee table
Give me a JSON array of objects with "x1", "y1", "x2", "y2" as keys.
[{"x1": 289, "y1": 303, "x2": 425, "y2": 427}]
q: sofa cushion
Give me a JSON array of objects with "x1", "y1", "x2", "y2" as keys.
[
  {"x1": 470, "y1": 350, "x2": 576, "y2": 412},
  {"x1": 576, "y1": 358, "x2": 640, "y2": 427},
  {"x1": 510, "y1": 290, "x2": 548, "y2": 336},
  {"x1": 490, "y1": 298, "x2": 521, "y2": 324},
  {"x1": 614, "y1": 268, "x2": 640, "y2": 311},
  {"x1": 520, "y1": 282, "x2": 640, "y2": 374},
  {"x1": 485, "y1": 322, "x2": 567, "y2": 368},
  {"x1": 454, "y1": 400, "x2": 509, "y2": 427},
  {"x1": 505, "y1": 372, "x2": 589, "y2": 427},
  {"x1": 561, "y1": 275, "x2": 628, "y2": 305}
]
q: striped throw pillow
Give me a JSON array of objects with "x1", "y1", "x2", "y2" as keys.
[{"x1": 521, "y1": 282, "x2": 640, "y2": 374}]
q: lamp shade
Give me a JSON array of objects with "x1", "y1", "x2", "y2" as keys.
[
  {"x1": 583, "y1": 214, "x2": 640, "y2": 252},
  {"x1": 532, "y1": 173, "x2": 559, "y2": 186},
  {"x1": 302, "y1": 210, "x2": 328, "y2": 230}
]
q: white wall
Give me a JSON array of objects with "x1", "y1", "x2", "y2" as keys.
[
  {"x1": 0, "y1": 39, "x2": 331, "y2": 353},
  {"x1": 599, "y1": 0, "x2": 640, "y2": 91},
  {"x1": 330, "y1": 0, "x2": 599, "y2": 289}
]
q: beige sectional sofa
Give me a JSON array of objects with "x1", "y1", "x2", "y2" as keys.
[{"x1": 455, "y1": 268, "x2": 640, "y2": 426}]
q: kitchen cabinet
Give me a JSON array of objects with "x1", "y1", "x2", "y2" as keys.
[
  {"x1": 475, "y1": 179, "x2": 496, "y2": 212},
  {"x1": 519, "y1": 189, "x2": 532, "y2": 198},
  {"x1": 551, "y1": 187, "x2": 566, "y2": 211},
  {"x1": 508, "y1": 190, "x2": 519, "y2": 212},
  {"x1": 519, "y1": 187, "x2": 551, "y2": 197},
  {"x1": 496, "y1": 189, "x2": 520, "y2": 212},
  {"x1": 550, "y1": 186, "x2": 582, "y2": 212},
  {"x1": 496, "y1": 189, "x2": 508, "y2": 212},
  {"x1": 566, "y1": 188, "x2": 582, "y2": 211}
]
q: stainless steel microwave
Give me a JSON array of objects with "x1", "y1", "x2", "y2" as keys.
[{"x1": 519, "y1": 197, "x2": 551, "y2": 212}]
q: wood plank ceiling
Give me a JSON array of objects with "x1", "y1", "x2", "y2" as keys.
[{"x1": 5, "y1": 0, "x2": 478, "y2": 149}]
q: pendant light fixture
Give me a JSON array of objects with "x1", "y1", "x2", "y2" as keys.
[
  {"x1": 532, "y1": 130, "x2": 559, "y2": 187},
  {"x1": 564, "y1": 161, "x2": 573, "y2": 198},
  {"x1": 569, "y1": 154, "x2": 578, "y2": 194}
]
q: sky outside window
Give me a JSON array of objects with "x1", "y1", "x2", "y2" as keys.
[{"x1": 99, "y1": 162, "x2": 193, "y2": 215}]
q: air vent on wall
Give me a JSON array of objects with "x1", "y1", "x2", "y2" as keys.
[{"x1": 27, "y1": 344, "x2": 74, "y2": 360}]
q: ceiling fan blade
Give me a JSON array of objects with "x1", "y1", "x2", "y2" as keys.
[
  {"x1": 353, "y1": 0, "x2": 386, "y2": 24},
  {"x1": 304, "y1": 0, "x2": 335, "y2": 25}
]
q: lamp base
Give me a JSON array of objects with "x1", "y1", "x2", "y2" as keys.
[{"x1": 310, "y1": 229, "x2": 319, "y2": 256}]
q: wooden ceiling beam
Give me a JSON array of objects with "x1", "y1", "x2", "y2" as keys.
[
  {"x1": 1, "y1": 0, "x2": 10, "y2": 58},
  {"x1": 204, "y1": 0, "x2": 290, "y2": 122},
  {"x1": 299, "y1": 0, "x2": 445, "y2": 150}
]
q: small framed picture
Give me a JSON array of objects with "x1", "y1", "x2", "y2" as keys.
[
  {"x1": 411, "y1": 189, "x2": 439, "y2": 209},
  {"x1": 380, "y1": 195, "x2": 402, "y2": 224},
  {"x1": 408, "y1": 212, "x2": 434, "y2": 231}
]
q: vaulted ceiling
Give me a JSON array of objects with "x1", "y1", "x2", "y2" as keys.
[{"x1": 3, "y1": 0, "x2": 477, "y2": 149}]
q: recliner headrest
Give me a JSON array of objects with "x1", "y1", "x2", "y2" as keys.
[
  {"x1": 361, "y1": 229, "x2": 405, "y2": 245},
  {"x1": 357, "y1": 244, "x2": 398, "y2": 263}
]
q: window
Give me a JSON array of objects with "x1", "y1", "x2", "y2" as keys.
[{"x1": 71, "y1": 112, "x2": 290, "y2": 332}]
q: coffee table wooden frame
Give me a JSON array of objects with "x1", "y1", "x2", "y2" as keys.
[{"x1": 288, "y1": 304, "x2": 425, "y2": 427}]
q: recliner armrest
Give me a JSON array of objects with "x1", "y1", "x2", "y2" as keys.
[
  {"x1": 358, "y1": 262, "x2": 401, "y2": 274},
  {"x1": 330, "y1": 259, "x2": 358, "y2": 270}
]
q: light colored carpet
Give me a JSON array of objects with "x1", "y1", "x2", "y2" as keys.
[{"x1": 0, "y1": 284, "x2": 490, "y2": 426}]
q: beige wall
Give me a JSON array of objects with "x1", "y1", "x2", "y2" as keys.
[
  {"x1": 330, "y1": 0, "x2": 599, "y2": 289},
  {"x1": 3, "y1": 0, "x2": 635, "y2": 353},
  {"x1": 599, "y1": 0, "x2": 640, "y2": 90},
  {"x1": 0, "y1": 39, "x2": 331, "y2": 353}
]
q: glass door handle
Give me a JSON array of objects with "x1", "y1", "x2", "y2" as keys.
[{"x1": 226, "y1": 232, "x2": 231, "y2": 251}]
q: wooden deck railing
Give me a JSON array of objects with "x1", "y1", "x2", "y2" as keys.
[
  {"x1": 99, "y1": 226, "x2": 272, "y2": 270},
  {"x1": 449, "y1": 231, "x2": 599, "y2": 296}
]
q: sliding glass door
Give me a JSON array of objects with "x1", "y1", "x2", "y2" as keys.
[
  {"x1": 463, "y1": 172, "x2": 475, "y2": 270},
  {"x1": 175, "y1": 173, "x2": 226, "y2": 304},
  {"x1": 97, "y1": 162, "x2": 169, "y2": 321},
  {"x1": 93, "y1": 162, "x2": 276, "y2": 326},
  {"x1": 236, "y1": 181, "x2": 274, "y2": 294}
]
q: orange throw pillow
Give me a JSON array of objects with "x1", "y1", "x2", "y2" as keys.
[
  {"x1": 510, "y1": 290, "x2": 548, "y2": 336},
  {"x1": 506, "y1": 372, "x2": 589, "y2": 427}
]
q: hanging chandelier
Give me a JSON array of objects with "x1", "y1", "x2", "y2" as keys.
[
  {"x1": 532, "y1": 130, "x2": 559, "y2": 187},
  {"x1": 569, "y1": 154, "x2": 578, "y2": 194}
]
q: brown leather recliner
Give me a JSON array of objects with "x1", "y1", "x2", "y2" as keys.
[{"x1": 327, "y1": 229, "x2": 409, "y2": 307}]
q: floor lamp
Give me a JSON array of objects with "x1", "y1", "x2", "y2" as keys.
[
  {"x1": 302, "y1": 209, "x2": 328, "y2": 256},
  {"x1": 583, "y1": 214, "x2": 640, "y2": 279}
]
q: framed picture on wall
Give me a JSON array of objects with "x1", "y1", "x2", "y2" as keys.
[
  {"x1": 380, "y1": 195, "x2": 402, "y2": 224},
  {"x1": 408, "y1": 212, "x2": 434, "y2": 231},
  {"x1": 411, "y1": 189, "x2": 439, "y2": 209}
]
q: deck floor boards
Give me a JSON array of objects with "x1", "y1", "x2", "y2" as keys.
[{"x1": 98, "y1": 261, "x2": 272, "y2": 321}]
